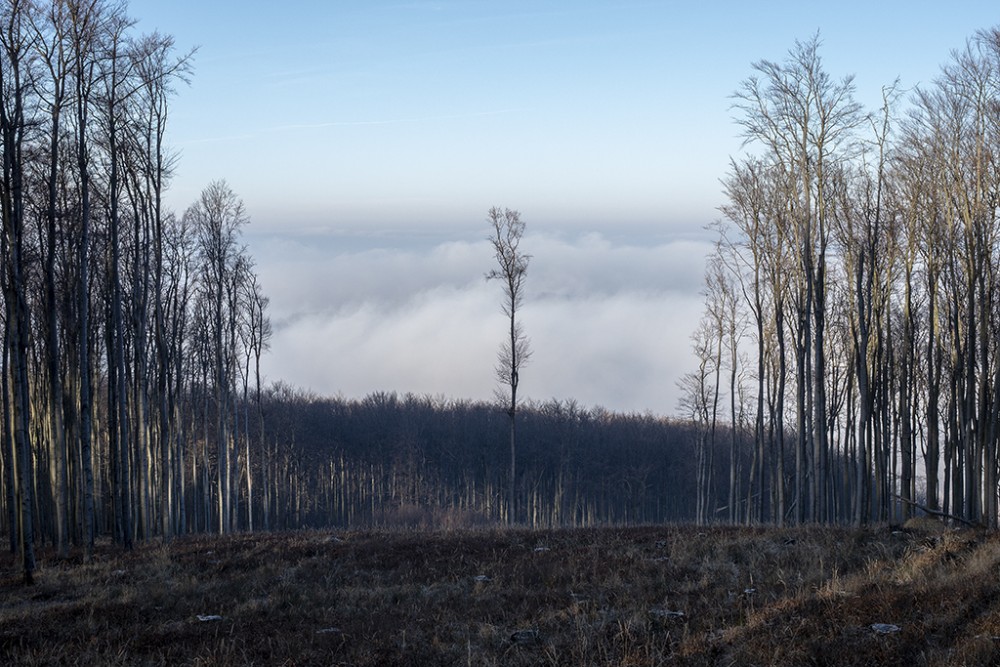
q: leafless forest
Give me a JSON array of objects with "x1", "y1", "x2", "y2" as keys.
[
  {"x1": 680, "y1": 28, "x2": 1000, "y2": 532},
  {"x1": 0, "y1": 0, "x2": 272, "y2": 583},
  {"x1": 3, "y1": 0, "x2": 1000, "y2": 603}
]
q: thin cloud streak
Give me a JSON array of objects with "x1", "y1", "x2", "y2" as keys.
[
  {"x1": 178, "y1": 109, "x2": 522, "y2": 146},
  {"x1": 267, "y1": 109, "x2": 523, "y2": 131}
]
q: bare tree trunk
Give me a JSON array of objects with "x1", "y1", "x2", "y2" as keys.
[
  {"x1": 1, "y1": 306, "x2": 16, "y2": 555},
  {"x1": 925, "y1": 273, "x2": 941, "y2": 511},
  {"x1": 775, "y1": 303, "x2": 788, "y2": 526},
  {"x1": 38, "y1": 12, "x2": 69, "y2": 555},
  {"x1": 11, "y1": 297, "x2": 35, "y2": 584},
  {"x1": 0, "y1": 0, "x2": 36, "y2": 584}
]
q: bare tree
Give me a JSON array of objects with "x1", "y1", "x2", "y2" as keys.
[
  {"x1": 0, "y1": 0, "x2": 38, "y2": 584},
  {"x1": 31, "y1": 0, "x2": 72, "y2": 558},
  {"x1": 732, "y1": 33, "x2": 863, "y2": 523},
  {"x1": 239, "y1": 269, "x2": 270, "y2": 531},
  {"x1": 486, "y1": 206, "x2": 530, "y2": 524},
  {"x1": 67, "y1": 0, "x2": 109, "y2": 554},
  {"x1": 186, "y1": 180, "x2": 248, "y2": 534},
  {"x1": 701, "y1": 246, "x2": 745, "y2": 523},
  {"x1": 678, "y1": 315, "x2": 722, "y2": 525}
]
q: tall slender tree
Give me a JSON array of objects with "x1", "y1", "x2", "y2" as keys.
[
  {"x1": 0, "y1": 0, "x2": 38, "y2": 584},
  {"x1": 31, "y1": 0, "x2": 72, "y2": 558},
  {"x1": 486, "y1": 206, "x2": 530, "y2": 524}
]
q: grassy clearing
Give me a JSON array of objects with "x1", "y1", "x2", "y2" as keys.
[{"x1": 1, "y1": 523, "x2": 998, "y2": 665}]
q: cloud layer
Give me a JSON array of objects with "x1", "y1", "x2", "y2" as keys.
[{"x1": 251, "y1": 231, "x2": 710, "y2": 415}]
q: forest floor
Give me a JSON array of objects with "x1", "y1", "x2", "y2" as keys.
[{"x1": 1, "y1": 521, "x2": 999, "y2": 665}]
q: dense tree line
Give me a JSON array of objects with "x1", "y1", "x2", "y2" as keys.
[
  {"x1": 0, "y1": 0, "x2": 271, "y2": 583},
  {"x1": 254, "y1": 388, "x2": 757, "y2": 529},
  {"x1": 684, "y1": 28, "x2": 1000, "y2": 528}
]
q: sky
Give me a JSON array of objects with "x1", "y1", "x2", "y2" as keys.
[{"x1": 125, "y1": 1, "x2": 1000, "y2": 415}]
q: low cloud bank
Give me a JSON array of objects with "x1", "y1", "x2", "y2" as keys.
[{"x1": 252, "y1": 231, "x2": 710, "y2": 415}]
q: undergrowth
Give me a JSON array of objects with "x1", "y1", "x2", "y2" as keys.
[{"x1": 1, "y1": 523, "x2": 997, "y2": 665}]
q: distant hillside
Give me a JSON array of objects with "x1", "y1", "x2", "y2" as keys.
[{"x1": 251, "y1": 387, "x2": 754, "y2": 529}]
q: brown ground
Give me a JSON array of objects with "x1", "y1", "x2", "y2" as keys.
[{"x1": 1, "y1": 521, "x2": 998, "y2": 665}]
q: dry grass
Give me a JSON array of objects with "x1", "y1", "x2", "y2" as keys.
[{"x1": 1, "y1": 523, "x2": 998, "y2": 665}]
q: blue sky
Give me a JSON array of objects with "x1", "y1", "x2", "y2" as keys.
[
  {"x1": 129, "y1": 1, "x2": 1000, "y2": 235},
  {"x1": 127, "y1": 1, "x2": 1000, "y2": 414}
]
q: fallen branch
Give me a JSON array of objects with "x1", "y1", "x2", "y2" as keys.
[{"x1": 892, "y1": 494, "x2": 981, "y2": 529}]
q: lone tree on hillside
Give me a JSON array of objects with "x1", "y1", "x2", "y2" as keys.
[{"x1": 486, "y1": 206, "x2": 531, "y2": 524}]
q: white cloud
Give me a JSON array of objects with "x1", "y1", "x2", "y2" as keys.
[
  {"x1": 521, "y1": 290, "x2": 705, "y2": 412},
  {"x1": 253, "y1": 231, "x2": 711, "y2": 415}
]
